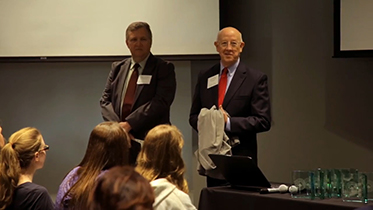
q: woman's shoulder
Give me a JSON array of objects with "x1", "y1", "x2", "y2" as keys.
[
  {"x1": 55, "y1": 166, "x2": 81, "y2": 208},
  {"x1": 13, "y1": 182, "x2": 54, "y2": 210},
  {"x1": 56, "y1": 167, "x2": 81, "y2": 197},
  {"x1": 171, "y1": 188, "x2": 194, "y2": 204},
  {"x1": 66, "y1": 166, "x2": 81, "y2": 177},
  {"x1": 151, "y1": 179, "x2": 196, "y2": 210},
  {"x1": 60, "y1": 166, "x2": 80, "y2": 184},
  {"x1": 17, "y1": 182, "x2": 48, "y2": 193}
]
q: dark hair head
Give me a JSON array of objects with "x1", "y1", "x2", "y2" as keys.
[
  {"x1": 125, "y1": 21, "x2": 152, "y2": 41},
  {"x1": 89, "y1": 166, "x2": 154, "y2": 210}
]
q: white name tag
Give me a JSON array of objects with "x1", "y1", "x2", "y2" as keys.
[
  {"x1": 137, "y1": 75, "x2": 152, "y2": 85},
  {"x1": 207, "y1": 74, "x2": 219, "y2": 89}
]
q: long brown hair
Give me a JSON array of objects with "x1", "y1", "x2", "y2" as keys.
[
  {"x1": 136, "y1": 124, "x2": 189, "y2": 193},
  {"x1": 62, "y1": 121, "x2": 130, "y2": 209},
  {"x1": 89, "y1": 166, "x2": 154, "y2": 210},
  {"x1": 0, "y1": 127, "x2": 43, "y2": 210}
]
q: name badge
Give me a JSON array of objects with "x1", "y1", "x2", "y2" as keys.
[
  {"x1": 137, "y1": 75, "x2": 152, "y2": 85},
  {"x1": 207, "y1": 74, "x2": 219, "y2": 89}
]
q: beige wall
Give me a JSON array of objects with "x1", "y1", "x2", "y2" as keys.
[{"x1": 1, "y1": 0, "x2": 373, "y2": 207}]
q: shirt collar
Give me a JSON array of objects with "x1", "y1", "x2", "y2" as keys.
[
  {"x1": 220, "y1": 58, "x2": 240, "y2": 75},
  {"x1": 130, "y1": 53, "x2": 150, "y2": 70}
]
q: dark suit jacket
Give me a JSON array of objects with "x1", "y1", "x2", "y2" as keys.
[
  {"x1": 100, "y1": 53, "x2": 176, "y2": 140},
  {"x1": 189, "y1": 61, "x2": 271, "y2": 164}
]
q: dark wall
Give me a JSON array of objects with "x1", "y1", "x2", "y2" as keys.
[{"x1": 216, "y1": 0, "x2": 373, "y2": 184}]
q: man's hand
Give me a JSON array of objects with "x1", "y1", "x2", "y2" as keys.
[
  {"x1": 119, "y1": 121, "x2": 132, "y2": 132},
  {"x1": 219, "y1": 105, "x2": 228, "y2": 123},
  {"x1": 119, "y1": 122, "x2": 134, "y2": 147}
]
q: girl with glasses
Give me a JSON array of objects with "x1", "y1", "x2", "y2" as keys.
[{"x1": 0, "y1": 127, "x2": 53, "y2": 210}]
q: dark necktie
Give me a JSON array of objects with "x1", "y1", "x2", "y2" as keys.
[
  {"x1": 122, "y1": 63, "x2": 139, "y2": 120},
  {"x1": 218, "y1": 67, "x2": 228, "y2": 107}
]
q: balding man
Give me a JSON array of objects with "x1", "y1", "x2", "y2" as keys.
[{"x1": 189, "y1": 27, "x2": 271, "y2": 187}]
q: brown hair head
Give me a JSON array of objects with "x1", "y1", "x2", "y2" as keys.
[
  {"x1": 125, "y1": 21, "x2": 152, "y2": 41},
  {"x1": 79, "y1": 121, "x2": 130, "y2": 169},
  {"x1": 63, "y1": 121, "x2": 130, "y2": 209},
  {"x1": 136, "y1": 124, "x2": 188, "y2": 193},
  {"x1": 89, "y1": 166, "x2": 154, "y2": 210}
]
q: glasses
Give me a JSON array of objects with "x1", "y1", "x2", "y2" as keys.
[
  {"x1": 38, "y1": 145, "x2": 49, "y2": 152},
  {"x1": 219, "y1": 41, "x2": 240, "y2": 48}
]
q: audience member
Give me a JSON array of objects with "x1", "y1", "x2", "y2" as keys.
[
  {"x1": 0, "y1": 127, "x2": 54, "y2": 210},
  {"x1": 0, "y1": 125, "x2": 4, "y2": 148},
  {"x1": 89, "y1": 166, "x2": 155, "y2": 210},
  {"x1": 55, "y1": 121, "x2": 130, "y2": 209},
  {"x1": 136, "y1": 125, "x2": 196, "y2": 210}
]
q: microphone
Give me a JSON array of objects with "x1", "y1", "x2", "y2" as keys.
[
  {"x1": 288, "y1": 185, "x2": 298, "y2": 194},
  {"x1": 260, "y1": 184, "x2": 289, "y2": 194}
]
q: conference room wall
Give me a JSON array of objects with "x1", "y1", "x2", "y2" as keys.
[
  {"x1": 1, "y1": 0, "x2": 373, "y2": 206},
  {"x1": 0, "y1": 61, "x2": 199, "y2": 201},
  {"x1": 217, "y1": 0, "x2": 373, "y2": 185}
]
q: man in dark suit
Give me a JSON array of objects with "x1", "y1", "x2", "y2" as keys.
[
  {"x1": 189, "y1": 27, "x2": 271, "y2": 187},
  {"x1": 100, "y1": 22, "x2": 176, "y2": 165}
]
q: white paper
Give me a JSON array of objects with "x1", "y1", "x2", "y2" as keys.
[
  {"x1": 137, "y1": 75, "x2": 152, "y2": 85},
  {"x1": 207, "y1": 74, "x2": 219, "y2": 89}
]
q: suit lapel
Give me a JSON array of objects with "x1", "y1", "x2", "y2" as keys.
[
  {"x1": 116, "y1": 59, "x2": 131, "y2": 112},
  {"x1": 207, "y1": 65, "x2": 220, "y2": 107},
  {"x1": 222, "y1": 64, "x2": 246, "y2": 107}
]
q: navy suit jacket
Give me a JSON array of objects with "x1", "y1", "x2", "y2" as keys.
[
  {"x1": 100, "y1": 53, "x2": 176, "y2": 140},
  {"x1": 189, "y1": 61, "x2": 271, "y2": 164}
]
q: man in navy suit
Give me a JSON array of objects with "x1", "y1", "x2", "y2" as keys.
[
  {"x1": 189, "y1": 27, "x2": 271, "y2": 187},
  {"x1": 100, "y1": 22, "x2": 176, "y2": 165}
]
